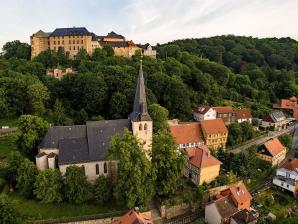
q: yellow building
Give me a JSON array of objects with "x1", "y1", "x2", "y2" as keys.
[
  {"x1": 31, "y1": 28, "x2": 145, "y2": 59},
  {"x1": 185, "y1": 146, "x2": 222, "y2": 185},
  {"x1": 258, "y1": 138, "x2": 287, "y2": 166},
  {"x1": 200, "y1": 119, "x2": 228, "y2": 150}
]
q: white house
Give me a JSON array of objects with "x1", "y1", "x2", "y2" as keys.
[
  {"x1": 234, "y1": 108, "x2": 253, "y2": 124},
  {"x1": 273, "y1": 158, "x2": 298, "y2": 197},
  {"x1": 193, "y1": 106, "x2": 217, "y2": 121}
]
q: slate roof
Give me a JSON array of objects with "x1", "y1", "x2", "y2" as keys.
[
  {"x1": 40, "y1": 120, "x2": 131, "y2": 165},
  {"x1": 106, "y1": 31, "x2": 125, "y2": 39},
  {"x1": 262, "y1": 111, "x2": 286, "y2": 123},
  {"x1": 99, "y1": 41, "x2": 129, "y2": 47},
  {"x1": 32, "y1": 30, "x2": 51, "y2": 38},
  {"x1": 50, "y1": 27, "x2": 91, "y2": 37}
]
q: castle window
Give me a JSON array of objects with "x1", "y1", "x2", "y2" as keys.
[
  {"x1": 62, "y1": 40, "x2": 64, "y2": 45},
  {"x1": 96, "y1": 164, "x2": 99, "y2": 175},
  {"x1": 81, "y1": 40, "x2": 83, "y2": 44},
  {"x1": 54, "y1": 41, "x2": 56, "y2": 45},
  {"x1": 69, "y1": 40, "x2": 71, "y2": 44},
  {"x1": 104, "y1": 162, "x2": 108, "y2": 174},
  {"x1": 144, "y1": 123, "x2": 148, "y2": 130},
  {"x1": 139, "y1": 124, "x2": 142, "y2": 131},
  {"x1": 73, "y1": 46, "x2": 75, "y2": 50},
  {"x1": 58, "y1": 41, "x2": 60, "y2": 45},
  {"x1": 77, "y1": 40, "x2": 80, "y2": 44},
  {"x1": 73, "y1": 40, "x2": 75, "y2": 44}
]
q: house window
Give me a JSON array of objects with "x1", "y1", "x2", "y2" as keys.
[
  {"x1": 144, "y1": 123, "x2": 147, "y2": 130},
  {"x1": 104, "y1": 162, "x2": 108, "y2": 174},
  {"x1": 96, "y1": 164, "x2": 99, "y2": 175},
  {"x1": 139, "y1": 124, "x2": 142, "y2": 131}
]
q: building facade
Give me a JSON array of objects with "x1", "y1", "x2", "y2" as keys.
[
  {"x1": 46, "y1": 67, "x2": 73, "y2": 80},
  {"x1": 36, "y1": 61, "x2": 152, "y2": 181},
  {"x1": 261, "y1": 111, "x2": 288, "y2": 131},
  {"x1": 234, "y1": 108, "x2": 253, "y2": 124},
  {"x1": 212, "y1": 106, "x2": 235, "y2": 124},
  {"x1": 193, "y1": 106, "x2": 217, "y2": 121},
  {"x1": 258, "y1": 138, "x2": 287, "y2": 166}
]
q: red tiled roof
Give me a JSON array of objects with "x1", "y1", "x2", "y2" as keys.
[
  {"x1": 186, "y1": 146, "x2": 222, "y2": 168},
  {"x1": 263, "y1": 138, "x2": 286, "y2": 157},
  {"x1": 274, "y1": 97, "x2": 298, "y2": 109},
  {"x1": 281, "y1": 158, "x2": 298, "y2": 172},
  {"x1": 195, "y1": 106, "x2": 212, "y2": 115},
  {"x1": 169, "y1": 122, "x2": 204, "y2": 144},
  {"x1": 112, "y1": 209, "x2": 153, "y2": 224},
  {"x1": 200, "y1": 119, "x2": 228, "y2": 135},
  {"x1": 293, "y1": 109, "x2": 298, "y2": 118},
  {"x1": 212, "y1": 106, "x2": 233, "y2": 114},
  {"x1": 290, "y1": 96, "x2": 297, "y2": 102},
  {"x1": 234, "y1": 108, "x2": 252, "y2": 120}
]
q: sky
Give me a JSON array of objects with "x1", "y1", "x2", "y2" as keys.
[{"x1": 0, "y1": 0, "x2": 298, "y2": 49}]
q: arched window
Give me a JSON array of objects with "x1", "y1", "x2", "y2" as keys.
[
  {"x1": 95, "y1": 164, "x2": 99, "y2": 175},
  {"x1": 104, "y1": 162, "x2": 108, "y2": 174},
  {"x1": 139, "y1": 124, "x2": 142, "y2": 131},
  {"x1": 144, "y1": 123, "x2": 148, "y2": 130}
]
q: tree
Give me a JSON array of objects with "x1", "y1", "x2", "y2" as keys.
[
  {"x1": 16, "y1": 115, "x2": 49, "y2": 158},
  {"x1": 92, "y1": 48, "x2": 107, "y2": 61},
  {"x1": 52, "y1": 98, "x2": 68, "y2": 125},
  {"x1": 108, "y1": 129, "x2": 154, "y2": 208},
  {"x1": 27, "y1": 82, "x2": 49, "y2": 115},
  {"x1": 64, "y1": 165, "x2": 90, "y2": 204},
  {"x1": 109, "y1": 92, "x2": 129, "y2": 119},
  {"x1": 102, "y1": 45, "x2": 114, "y2": 57},
  {"x1": 279, "y1": 134, "x2": 293, "y2": 149},
  {"x1": 0, "y1": 88, "x2": 8, "y2": 118},
  {"x1": 33, "y1": 49, "x2": 58, "y2": 68},
  {"x1": 5, "y1": 151, "x2": 24, "y2": 188},
  {"x1": 16, "y1": 159, "x2": 38, "y2": 198},
  {"x1": 148, "y1": 104, "x2": 169, "y2": 133},
  {"x1": 34, "y1": 169, "x2": 63, "y2": 203},
  {"x1": 0, "y1": 195, "x2": 22, "y2": 224},
  {"x1": 152, "y1": 131, "x2": 186, "y2": 195},
  {"x1": 93, "y1": 175, "x2": 113, "y2": 205},
  {"x1": 56, "y1": 47, "x2": 70, "y2": 66},
  {"x1": 76, "y1": 108, "x2": 89, "y2": 124},
  {"x1": 2, "y1": 40, "x2": 30, "y2": 60}
]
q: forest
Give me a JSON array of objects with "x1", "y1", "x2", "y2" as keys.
[{"x1": 1, "y1": 36, "x2": 298, "y2": 124}]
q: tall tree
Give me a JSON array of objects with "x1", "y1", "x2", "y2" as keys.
[
  {"x1": 16, "y1": 115, "x2": 49, "y2": 158},
  {"x1": 148, "y1": 104, "x2": 169, "y2": 133},
  {"x1": 93, "y1": 175, "x2": 113, "y2": 205},
  {"x1": 152, "y1": 131, "x2": 186, "y2": 196},
  {"x1": 52, "y1": 98, "x2": 68, "y2": 125},
  {"x1": 64, "y1": 166, "x2": 90, "y2": 204},
  {"x1": 16, "y1": 159, "x2": 38, "y2": 198},
  {"x1": 0, "y1": 88, "x2": 8, "y2": 118},
  {"x1": 27, "y1": 82, "x2": 49, "y2": 116},
  {"x1": 109, "y1": 92, "x2": 129, "y2": 119},
  {"x1": 108, "y1": 129, "x2": 154, "y2": 208},
  {"x1": 34, "y1": 169, "x2": 63, "y2": 203},
  {"x1": 5, "y1": 151, "x2": 24, "y2": 188},
  {"x1": 2, "y1": 40, "x2": 30, "y2": 60}
]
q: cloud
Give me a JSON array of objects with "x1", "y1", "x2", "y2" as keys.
[{"x1": 0, "y1": 0, "x2": 298, "y2": 50}]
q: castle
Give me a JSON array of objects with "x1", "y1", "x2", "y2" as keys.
[
  {"x1": 35, "y1": 60, "x2": 152, "y2": 182},
  {"x1": 30, "y1": 27, "x2": 156, "y2": 59}
]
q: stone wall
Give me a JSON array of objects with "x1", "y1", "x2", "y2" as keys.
[
  {"x1": 160, "y1": 203, "x2": 192, "y2": 220},
  {"x1": 62, "y1": 217, "x2": 119, "y2": 224}
]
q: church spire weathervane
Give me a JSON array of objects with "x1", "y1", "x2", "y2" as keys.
[{"x1": 129, "y1": 56, "x2": 152, "y2": 122}]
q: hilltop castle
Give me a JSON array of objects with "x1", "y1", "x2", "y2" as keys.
[
  {"x1": 35, "y1": 61, "x2": 152, "y2": 182},
  {"x1": 30, "y1": 27, "x2": 156, "y2": 59}
]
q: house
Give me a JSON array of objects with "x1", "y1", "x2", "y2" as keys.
[
  {"x1": 273, "y1": 96, "x2": 298, "y2": 118},
  {"x1": 234, "y1": 109, "x2": 253, "y2": 124},
  {"x1": 200, "y1": 119, "x2": 228, "y2": 150},
  {"x1": 112, "y1": 208, "x2": 154, "y2": 224},
  {"x1": 261, "y1": 111, "x2": 288, "y2": 131},
  {"x1": 139, "y1": 43, "x2": 157, "y2": 58},
  {"x1": 205, "y1": 183, "x2": 253, "y2": 224},
  {"x1": 36, "y1": 62, "x2": 153, "y2": 182},
  {"x1": 185, "y1": 146, "x2": 222, "y2": 185},
  {"x1": 169, "y1": 122, "x2": 205, "y2": 150},
  {"x1": 212, "y1": 106, "x2": 235, "y2": 124},
  {"x1": 193, "y1": 106, "x2": 217, "y2": 121},
  {"x1": 258, "y1": 138, "x2": 287, "y2": 166},
  {"x1": 230, "y1": 209, "x2": 257, "y2": 224},
  {"x1": 273, "y1": 158, "x2": 298, "y2": 197},
  {"x1": 46, "y1": 67, "x2": 74, "y2": 80}
]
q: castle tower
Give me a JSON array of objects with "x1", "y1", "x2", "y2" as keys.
[{"x1": 129, "y1": 59, "x2": 153, "y2": 159}]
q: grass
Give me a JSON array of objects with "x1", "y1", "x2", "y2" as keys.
[
  {"x1": 253, "y1": 188, "x2": 296, "y2": 220},
  {"x1": 8, "y1": 192, "x2": 125, "y2": 221},
  {"x1": 0, "y1": 117, "x2": 18, "y2": 128},
  {"x1": 0, "y1": 134, "x2": 18, "y2": 159}
]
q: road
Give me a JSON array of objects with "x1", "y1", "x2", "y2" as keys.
[{"x1": 230, "y1": 124, "x2": 296, "y2": 154}]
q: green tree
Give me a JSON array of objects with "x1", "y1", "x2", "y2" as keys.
[
  {"x1": 64, "y1": 165, "x2": 90, "y2": 204},
  {"x1": 52, "y1": 98, "x2": 68, "y2": 125},
  {"x1": 5, "y1": 151, "x2": 24, "y2": 188},
  {"x1": 102, "y1": 45, "x2": 114, "y2": 57},
  {"x1": 56, "y1": 47, "x2": 70, "y2": 66},
  {"x1": 0, "y1": 88, "x2": 8, "y2": 118},
  {"x1": 279, "y1": 134, "x2": 293, "y2": 149},
  {"x1": 108, "y1": 129, "x2": 154, "y2": 208},
  {"x1": 16, "y1": 159, "x2": 38, "y2": 198},
  {"x1": 34, "y1": 169, "x2": 63, "y2": 203},
  {"x1": 148, "y1": 104, "x2": 169, "y2": 133},
  {"x1": 92, "y1": 48, "x2": 107, "y2": 61},
  {"x1": 0, "y1": 195, "x2": 22, "y2": 224},
  {"x1": 2, "y1": 40, "x2": 30, "y2": 60},
  {"x1": 152, "y1": 131, "x2": 186, "y2": 195},
  {"x1": 16, "y1": 115, "x2": 49, "y2": 158},
  {"x1": 93, "y1": 175, "x2": 113, "y2": 205},
  {"x1": 109, "y1": 92, "x2": 129, "y2": 119},
  {"x1": 76, "y1": 108, "x2": 89, "y2": 124},
  {"x1": 33, "y1": 49, "x2": 58, "y2": 68},
  {"x1": 27, "y1": 82, "x2": 49, "y2": 115}
]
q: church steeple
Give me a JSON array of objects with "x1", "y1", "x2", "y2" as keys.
[{"x1": 129, "y1": 59, "x2": 152, "y2": 122}]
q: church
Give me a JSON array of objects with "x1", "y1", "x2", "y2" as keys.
[{"x1": 35, "y1": 61, "x2": 153, "y2": 182}]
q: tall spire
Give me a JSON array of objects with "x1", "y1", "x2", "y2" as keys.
[{"x1": 129, "y1": 58, "x2": 152, "y2": 122}]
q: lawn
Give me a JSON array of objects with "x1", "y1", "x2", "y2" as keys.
[
  {"x1": 253, "y1": 188, "x2": 296, "y2": 220},
  {"x1": 0, "y1": 117, "x2": 18, "y2": 128},
  {"x1": 8, "y1": 192, "x2": 126, "y2": 221},
  {"x1": 0, "y1": 134, "x2": 18, "y2": 159}
]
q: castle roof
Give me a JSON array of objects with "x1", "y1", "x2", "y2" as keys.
[
  {"x1": 50, "y1": 27, "x2": 91, "y2": 37},
  {"x1": 106, "y1": 31, "x2": 125, "y2": 39}
]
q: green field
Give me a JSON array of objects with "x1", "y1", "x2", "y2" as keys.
[{"x1": 9, "y1": 192, "x2": 125, "y2": 221}]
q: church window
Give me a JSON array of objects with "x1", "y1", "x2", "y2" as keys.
[
  {"x1": 104, "y1": 162, "x2": 108, "y2": 174},
  {"x1": 96, "y1": 164, "x2": 99, "y2": 175},
  {"x1": 144, "y1": 123, "x2": 148, "y2": 130},
  {"x1": 139, "y1": 124, "x2": 142, "y2": 131}
]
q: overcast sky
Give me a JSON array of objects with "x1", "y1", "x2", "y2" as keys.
[{"x1": 0, "y1": 0, "x2": 298, "y2": 49}]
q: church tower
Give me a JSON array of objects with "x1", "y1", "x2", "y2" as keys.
[{"x1": 129, "y1": 59, "x2": 153, "y2": 159}]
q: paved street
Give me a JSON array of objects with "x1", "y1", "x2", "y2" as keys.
[{"x1": 230, "y1": 124, "x2": 296, "y2": 154}]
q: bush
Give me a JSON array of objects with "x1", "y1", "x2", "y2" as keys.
[
  {"x1": 93, "y1": 175, "x2": 113, "y2": 205},
  {"x1": 0, "y1": 194, "x2": 22, "y2": 223}
]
